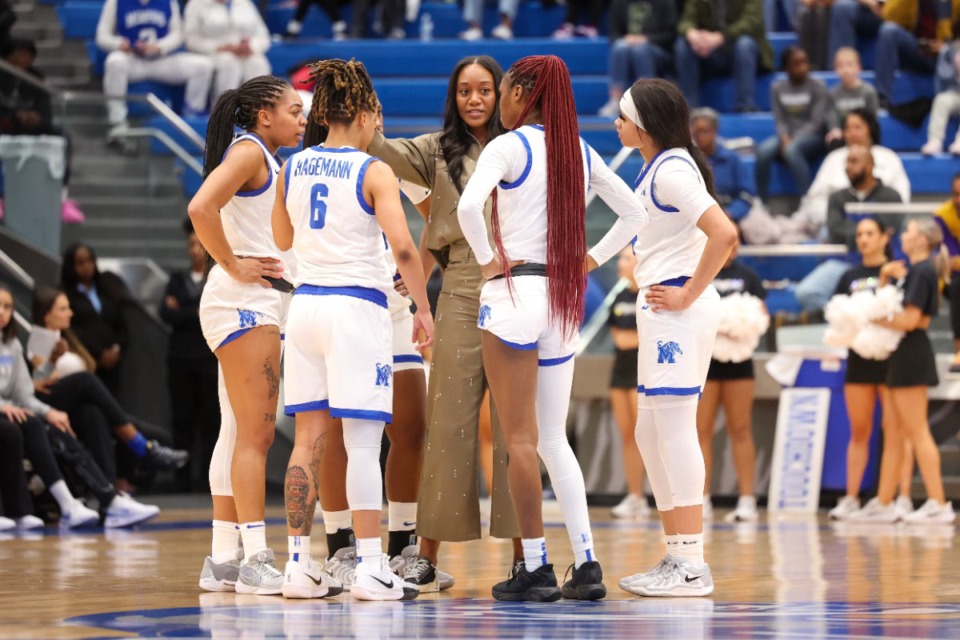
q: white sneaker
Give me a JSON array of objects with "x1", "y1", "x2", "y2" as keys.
[
  {"x1": 902, "y1": 499, "x2": 956, "y2": 525},
  {"x1": 326, "y1": 546, "x2": 358, "y2": 588},
  {"x1": 16, "y1": 515, "x2": 44, "y2": 530},
  {"x1": 352, "y1": 555, "x2": 407, "y2": 601},
  {"x1": 597, "y1": 97, "x2": 620, "y2": 119},
  {"x1": 724, "y1": 496, "x2": 758, "y2": 523},
  {"x1": 949, "y1": 140, "x2": 960, "y2": 155},
  {"x1": 237, "y1": 549, "x2": 284, "y2": 595},
  {"x1": 459, "y1": 27, "x2": 482, "y2": 41},
  {"x1": 921, "y1": 139, "x2": 943, "y2": 156},
  {"x1": 0, "y1": 516, "x2": 15, "y2": 531},
  {"x1": 625, "y1": 556, "x2": 714, "y2": 597},
  {"x1": 104, "y1": 493, "x2": 160, "y2": 528},
  {"x1": 491, "y1": 24, "x2": 513, "y2": 40},
  {"x1": 848, "y1": 497, "x2": 899, "y2": 523},
  {"x1": 61, "y1": 499, "x2": 100, "y2": 529},
  {"x1": 283, "y1": 557, "x2": 344, "y2": 599},
  {"x1": 611, "y1": 493, "x2": 650, "y2": 519},
  {"x1": 618, "y1": 554, "x2": 675, "y2": 592},
  {"x1": 702, "y1": 496, "x2": 713, "y2": 520},
  {"x1": 828, "y1": 496, "x2": 860, "y2": 520},
  {"x1": 894, "y1": 495, "x2": 914, "y2": 519}
]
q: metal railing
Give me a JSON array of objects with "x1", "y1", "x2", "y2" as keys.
[{"x1": 844, "y1": 202, "x2": 940, "y2": 215}]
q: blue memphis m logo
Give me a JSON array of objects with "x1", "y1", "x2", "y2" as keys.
[
  {"x1": 657, "y1": 340, "x2": 683, "y2": 364},
  {"x1": 375, "y1": 362, "x2": 393, "y2": 387},
  {"x1": 478, "y1": 304, "x2": 492, "y2": 328},
  {"x1": 237, "y1": 309, "x2": 264, "y2": 329}
]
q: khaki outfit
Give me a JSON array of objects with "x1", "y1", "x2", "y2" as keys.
[{"x1": 369, "y1": 131, "x2": 520, "y2": 541}]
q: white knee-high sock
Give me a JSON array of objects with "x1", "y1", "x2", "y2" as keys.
[
  {"x1": 536, "y1": 358, "x2": 596, "y2": 567},
  {"x1": 634, "y1": 394, "x2": 674, "y2": 512},
  {"x1": 649, "y1": 396, "x2": 704, "y2": 508}
]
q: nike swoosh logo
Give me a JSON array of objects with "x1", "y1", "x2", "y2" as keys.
[
  {"x1": 684, "y1": 574, "x2": 704, "y2": 583},
  {"x1": 403, "y1": 521, "x2": 416, "y2": 527},
  {"x1": 308, "y1": 574, "x2": 325, "y2": 586},
  {"x1": 371, "y1": 575, "x2": 394, "y2": 589}
]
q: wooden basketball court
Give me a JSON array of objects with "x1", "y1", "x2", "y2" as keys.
[{"x1": 1, "y1": 498, "x2": 957, "y2": 638}]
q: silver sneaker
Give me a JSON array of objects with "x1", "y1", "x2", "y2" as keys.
[
  {"x1": 326, "y1": 546, "x2": 357, "y2": 588},
  {"x1": 828, "y1": 496, "x2": 861, "y2": 520},
  {"x1": 199, "y1": 554, "x2": 241, "y2": 592},
  {"x1": 625, "y1": 556, "x2": 714, "y2": 597},
  {"x1": 236, "y1": 549, "x2": 284, "y2": 595},
  {"x1": 619, "y1": 554, "x2": 675, "y2": 592}
]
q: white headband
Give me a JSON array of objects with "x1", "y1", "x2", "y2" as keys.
[{"x1": 619, "y1": 93, "x2": 644, "y2": 130}]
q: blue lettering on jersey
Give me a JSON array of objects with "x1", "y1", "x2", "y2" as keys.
[
  {"x1": 293, "y1": 156, "x2": 355, "y2": 180},
  {"x1": 375, "y1": 362, "x2": 393, "y2": 387},
  {"x1": 478, "y1": 305, "x2": 491, "y2": 328},
  {"x1": 656, "y1": 340, "x2": 683, "y2": 364},
  {"x1": 237, "y1": 308, "x2": 264, "y2": 329},
  {"x1": 116, "y1": 0, "x2": 171, "y2": 44}
]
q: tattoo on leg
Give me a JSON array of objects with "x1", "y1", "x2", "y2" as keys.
[
  {"x1": 309, "y1": 434, "x2": 326, "y2": 494},
  {"x1": 285, "y1": 465, "x2": 310, "y2": 530},
  {"x1": 264, "y1": 413, "x2": 276, "y2": 423},
  {"x1": 263, "y1": 360, "x2": 280, "y2": 399}
]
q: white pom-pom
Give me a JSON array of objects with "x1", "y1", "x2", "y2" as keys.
[
  {"x1": 713, "y1": 293, "x2": 769, "y2": 362},
  {"x1": 849, "y1": 285, "x2": 904, "y2": 360}
]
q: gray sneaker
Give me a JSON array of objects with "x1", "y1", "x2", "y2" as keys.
[
  {"x1": 199, "y1": 555, "x2": 241, "y2": 592},
  {"x1": 389, "y1": 545, "x2": 456, "y2": 591},
  {"x1": 625, "y1": 556, "x2": 714, "y2": 597},
  {"x1": 618, "y1": 554, "x2": 675, "y2": 592},
  {"x1": 236, "y1": 549, "x2": 284, "y2": 595},
  {"x1": 325, "y1": 546, "x2": 357, "y2": 588}
]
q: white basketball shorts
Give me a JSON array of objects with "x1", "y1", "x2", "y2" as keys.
[{"x1": 199, "y1": 264, "x2": 289, "y2": 352}]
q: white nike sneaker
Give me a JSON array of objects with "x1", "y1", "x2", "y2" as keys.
[
  {"x1": 283, "y1": 557, "x2": 344, "y2": 599},
  {"x1": 902, "y1": 499, "x2": 956, "y2": 525},
  {"x1": 894, "y1": 495, "x2": 915, "y2": 519},
  {"x1": 618, "y1": 554, "x2": 676, "y2": 591},
  {"x1": 611, "y1": 494, "x2": 650, "y2": 519},
  {"x1": 60, "y1": 499, "x2": 100, "y2": 529},
  {"x1": 724, "y1": 496, "x2": 758, "y2": 523},
  {"x1": 828, "y1": 496, "x2": 860, "y2": 520},
  {"x1": 104, "y1": 492, "x2": 160, "y2": 528},
  {"x1": 352, "y1": 555, "x2": 407, "y2": 601},
  {"x1": 849, "y1": 497, "x2": 899, "y2": 523},
  {"x1": 625, "y1": 556, "x2": 714, "y2": 597},
  {"x1": 326, "y1": 546, "x2": 357, "y2": 587}
]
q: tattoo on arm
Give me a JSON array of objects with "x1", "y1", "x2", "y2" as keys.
[
  {"x1": 285, "y1": 465, "x2": 311, "y2": 531},
  {"x1": 263, "y1": 359, "x2": 280, "y2": 399}
]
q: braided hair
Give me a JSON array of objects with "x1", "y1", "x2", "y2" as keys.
[
  {"x1": 203, "y1": 75, "x2": 290, "y2": 178},
  {"x1": 494, "y1": 55, "x2": 586, "y2": 339},
  {"x1": 307, "y1": 58, "x2": 379, "y2": 129}
]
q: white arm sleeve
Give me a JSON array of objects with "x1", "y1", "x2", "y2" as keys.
[
  {"x1": 586, "y1": 147, "x2": 650, "y2": 267},
  {"x1": 156, "y1": 1, "x2": 185, "y2": 55},
  {"x1": 95, "y1": 0, "x2": 125, "y2": 51},
  {"x1": 653, "y1": 161, "x2": 717, "y2": 223},
  {"x1": 457, "y1": 135, "x2": 519, "y2": 266}
]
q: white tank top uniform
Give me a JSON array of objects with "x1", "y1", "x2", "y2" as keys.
[
  {"x1": 629, "y1": 148, "x2": 721, "y2": 399},
  {"x1": 282, "y1": 145, "x2": 394, "y2": 422},
  {"x1": 199, "y1": 132, "x2": 291, "y2": 352},
  {"x1": 458, "y1": 124, "x2": 649, "y2": 362}
]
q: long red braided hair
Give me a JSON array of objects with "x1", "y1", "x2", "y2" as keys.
[{"x1": 492, "y1": 55, "x2": 586, "y2": 339}]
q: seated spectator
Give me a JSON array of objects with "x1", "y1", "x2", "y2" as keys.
[
  {"x1": 794, "y1": 144, "x2": 904, "y2": 311},
  {"x1": 184, "y1": 0, "x2": 270, "y2": 100},
  {"x1": 934, "y1": 172, "x2": 960, "y2": 370},
  {"x1": 690, "y1": 107, "x2": 755, "y2": 221},
  {"x1": 674, "y1": 0, "x2": 774, "y2": 113},
  {"x1": 796, "y1": 0, "x2": 832, "y2": 70},
  {"x1": 351, "y1": 0, "x2": 405, "y2": 40},
  {"x1": 597, "y1": 0, "x2": 677, "y2": 117},
  {"x1": 755, "y1": 47, "x2": 828, "y2": 202},
  {"x1": 285, "y1": 0, "x2": 347, "y2": 40},
  {"x1": 96, "y1": 0, "x2": 214, "y2": 137},
  {"x1": 461, "y1": 0, "x2": 518, "y2": 40},
  {"x1": 553, "y1": 0, "x2": 605, "y2": 39},
  {"x1": 825, "y1": 47, "x2": 879, "y2": 150},
  {"x1": 160, "y1": 219, "x2": 219, "y2": 491},
  {"x1": 827, "y1": 0, "x2": 883, "y2": 64},
  {"x1": 0, "y1": 39, "x2": 52, "y2": 136},
  {"x1": 922, "y1": 37, "x2": 960, "y2": 155},
  {"x1": 875, "y1": 0, "x2": 958, "y2": 108}
]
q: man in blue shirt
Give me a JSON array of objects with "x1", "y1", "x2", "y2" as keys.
[{"x1": 690, "y1": 107, "x2": 754, "y2": 221}]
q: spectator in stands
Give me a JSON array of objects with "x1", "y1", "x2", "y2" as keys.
[
  {"x1": 351, "y1": 0, "x2": 406, "y2": 39},
  {"x1": 59, "y1": 243, "x2": 130, "y2": 398},
  {"x1": 674, "y1": 0, "x2": 773, "y2": 113},
  {"x1": 922, "y1": 37, "x2": 960, "y2": 155},
  {"x1": 874, "y1": 0, "x2": 959, "y2": 108},
  {"x1": 755, "y1": 47, "x2": 828, "y2": 203},
  {"x1": 160, "y1": 218, "x2": 219, "y2": 491},
  {"x1": 796, "y1": 0, "x2": 832, "y2": 70},
  {"x1": 96, "y1": 0, "x2": 214, "y2": 137},
  {"x1": 553, "y1": 0, "x2": 606, "y2": 38},
  {"x1": 597, "y1": 0, "x2": 678, "y2": 117},
  {"x1": 827, "y1": 0, "x2": 883, "y2": 65},
  {"x1": 934, "y1": 172, "x2": 960, "y2": 370},
  {"x1": 285, "y1": 0, "x2": 348, "y2": 40},
  {"x1": 690, "y1": 107, "x2": 755, "y2": 221},
  {"x1": 461, "y1": 0, "x2": 518, "y2": 40},
  {"x1": 794, "y1": 145, "x2": 903, "y2": 311},
  {"x1": 184, "y1": 0, "x2": 271, "y2": 100},
  {"x1": 0, "y1": 39, "x2": 53, "y2": 136},
  {"x1": 825, "y1": 48, "x2": 879, "y2": 150}
]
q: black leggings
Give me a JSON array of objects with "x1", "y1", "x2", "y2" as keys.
[
  {"x1": 46, "y1": 427, "x2": 117, "y2": 508},
  {"x1": 16, "y1": 414, "x2": 65, "y2": 492},
  {"x1": 294, "y1": 0, "x2": 343, "y2": 23},
  {"x1": 0, "y1": 418, "x2": 31, "y2": 519}
]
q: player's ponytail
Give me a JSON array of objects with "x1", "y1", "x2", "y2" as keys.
[
  {"x1": 496, "y1": 55, "x2": 586, "y2": 339},
  {"x1": 202, "y1": 76, "x2": 290, "y2": 179},
  {"x1": 914, "y1": 217, "x2": 951, "y2": 284}
]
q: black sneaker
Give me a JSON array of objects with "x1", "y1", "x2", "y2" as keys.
[
  {"x1": 401, "y1": 556, "x2": 438, "y2": 598},
  {"x1": 492, "y1": 561, "x2": 561, "y2": 602},
  {"x1": 144, "y1": 440, "x2": 189, "y2": 470},
  {"x1": 561, "y1": 561, "x2": 606, "y2": 600}
]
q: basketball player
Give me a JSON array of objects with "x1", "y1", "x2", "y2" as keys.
[
  {"x1": 601, "y1": 79, "x2": 738, "y2": 597},
  {"x1": 458, "y1": 55, "x2": 649, "y2": 601},
  {"x1": 189, "y1": 76, "x2": 305, "y2": 595},
  {"x1": 273, "y1": 58, "x2": 435, "y2": 601}
]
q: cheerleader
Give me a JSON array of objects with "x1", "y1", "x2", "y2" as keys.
[
  {"x1": 695, "y1": 244, "x2": 767, "y2": 523},
  {"x1": 850, "y1": 218, "x2": 956, "y2": 524},
  {"x1": 606, "y1": 78, "x2": 738, "y2": 598},
  {"x1": 459, "y1": 55, "x2": 649, "y2": 601},
  {"x1": 188, "y1": 75, "x2": 306, "y2": 595}
]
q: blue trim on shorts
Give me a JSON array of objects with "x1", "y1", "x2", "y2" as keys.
[
  {"x1": 497, "y1": 335, "x2": 538, "y2": 351},
  {"x1": 538, "y1": 353, "x2": 574, "y2": 367},
  {"x1": 637, "y1": 385, "x2": 701, "y2": 396},
  {"x1": 394, "y1": 354, "x2": 424, "y2": 365},
  {"x1": 659, "y1": 276, "x2": 690, "y2": 288},
  {"x1": 499, "y1": 130, "x2": 532, "y2": 190},
  {"x1": 294, "y1": 284, "x2": 388, "y2": 309},
  {"x1": 356, "y1": 157, "x2": 377, "y2": 215},
  {"x1": 217, "y1": 327, "x2": 252, "y2": 350},
  {"x1": 284, "y1": 399, "x2": 330, "y2": 416},
  {"x1": 331, "y1": 407, "x2": 392, "y2": 423}
]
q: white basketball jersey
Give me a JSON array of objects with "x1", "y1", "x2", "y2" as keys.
[
  {"x1": 220, "y1": 133, "x2": 284, "y2": 260},
  {"x1": 492, "y1": 125, "x2": 593, "y2": 264},
  {"x1": 284, "y1": 146, "x2": 390, "y2": 292},
  {"x1": 631, "y1": 148, "x2": 715, "y2": 288}
]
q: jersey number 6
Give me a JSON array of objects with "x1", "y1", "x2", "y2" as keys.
[{"x1": 310, "y1": 183, "x2": 329, "y2": 229}]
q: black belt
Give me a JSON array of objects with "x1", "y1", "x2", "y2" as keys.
[{"x1": 490, "y1": 263, "x2": 547, "y2": 280}]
